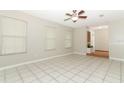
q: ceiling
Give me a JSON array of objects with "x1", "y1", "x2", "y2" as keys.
[{"x1": 23, "y1": 10, "x2": 124, "y2": 28}]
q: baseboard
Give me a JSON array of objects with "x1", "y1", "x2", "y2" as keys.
[
  {"x1": 110, "y1": 57, "x2": 124, "y2": 62},
  {"x1": 0, "y1": 53, "x2": 73, "y2": 71},
  {"x1": 95, "y1": 50, "x2": 109, "y2": 52},
  {"x1": 73, "y1": 52, "x2": 86, "y2": 55}
]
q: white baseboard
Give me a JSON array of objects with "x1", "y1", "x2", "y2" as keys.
[
  {"x1": 73, "y1": 52, "x2": 86, "y2": 55},
  {"x1": 0, "y1": 53, "x2": 73, "y2": 71},
  {"x1": 110, "y1": 57, "x2": 124, "y2": 62}
]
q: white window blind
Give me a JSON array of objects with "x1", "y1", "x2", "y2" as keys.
[
  {"x1": 46, "y1": 30, "x2": 56, "y2": 50},
  {"x1": 0, "y1": 16, "x2": 27, "y2": 55},
  {"x1": 64, "y1": 31, "x2": 72, "y2": 48}
]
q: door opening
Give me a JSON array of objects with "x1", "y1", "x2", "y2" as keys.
[{"x1": 86, "y1": 26, "x2": 109, "y2": 58}]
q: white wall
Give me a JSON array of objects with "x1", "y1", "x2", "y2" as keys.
[
  {"x1": 94, "y1": 28, "x2": 109, "y2": 51},
  {"x1": 109, "y1": 20, "x2": 124, "y2": 60},
  {"x1": 0, "y1": 11, "x2": 73, "y2": 68},
  {"x1": 73, "y1": 28, "x2": 87, "y2": 55}
]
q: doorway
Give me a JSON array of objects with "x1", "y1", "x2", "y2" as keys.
[{"x1": 86, "y1": 26, "x2": 109, "y2": 58}]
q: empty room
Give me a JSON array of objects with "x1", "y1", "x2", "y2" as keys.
[{"x1": 0, "y1": 10, "x2": 124, "y2": 83}]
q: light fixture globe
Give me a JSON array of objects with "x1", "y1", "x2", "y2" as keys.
[{"x1": 71, "y1": 16, "x2": 78, "y2": 22}]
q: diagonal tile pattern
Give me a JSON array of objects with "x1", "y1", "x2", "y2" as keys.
[{"x1": 0, "y1": 54, "x2": 124, "y2": 83}]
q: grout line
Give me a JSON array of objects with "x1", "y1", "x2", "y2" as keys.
[
  {"x1": 33, "y1": 63, "x2": 59, "y2": 83},
  {"x1": 60, "y1": 56, "x2": 96, "y2": 73},
  {"x1": 32, "y1": 55, "x2": 91, "y2": 81},
  {"x1": 26, "y1": 65, "x2": 42, "y2": 83},
  {"x1": 102, "y1": 60, "x2": 112, "y2": 82},
  {"x1": 56, "y1": 57, "x2": 96, "y2": 82},
  {"x1": 71, "y1": 57, "x2": 98, "y2": 75},
  {"x1": 84, "y1": 59, "x2": 104, "y2": 83},
  {"x1": 69, "y1": 57, "x2": 101, "y2": 82},
  {"x1": 16, "y1": 67, "x2": 24, "y2": 83}
]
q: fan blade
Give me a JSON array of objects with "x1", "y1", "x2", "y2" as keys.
[
  {"x1": 66, "y1": 13, "x2": 72, "y2": 16},
  {"x1": 73, "y1": 10, "x2": 77, "y2": 13},
  {"x1": 64, "y1": 18, "x2": 71, "y2": 21},
  {"x1": 78, "y1": 16, "x2": 87, "y2": 19},
  {"x1": 78, "y1": 10, "x2": 85, "y2": 15}
]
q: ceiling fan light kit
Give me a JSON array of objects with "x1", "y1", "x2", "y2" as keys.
[
  {"x1": 64, "y1": 10, "x2": 87, "y2": 23},
  {"x1": 71, "y1": 16, "x2": 79, "y2": 22}
]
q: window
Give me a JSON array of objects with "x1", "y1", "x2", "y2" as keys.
[
  {"x1": 0, "y1": 16, "x2": 27, "y2": 55},
  {"x1": 64, "y1": 31, "x2": 72, "y2": 48},
  {"x1": 45, "y1": 30, "x2": 56, "y2": 50}
]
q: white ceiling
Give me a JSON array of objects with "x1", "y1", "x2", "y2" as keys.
[{"x1": 23, "y1": 10, "x2": 124, "y2": 28}]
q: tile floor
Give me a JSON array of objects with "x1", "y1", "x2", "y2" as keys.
[{"x1": 0, "y1": 54, "x2": 124, "y2": 83}]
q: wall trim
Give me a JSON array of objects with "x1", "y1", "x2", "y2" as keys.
[
  {"x1": 0, "y1": 53, "x2": 73, "y2": 71},
  {"x1": 110, "y1": 57, "x2": 124, "y2": 62},
  {"x1": 73, "y1": 52, "x2": 86, "y2": 55}
]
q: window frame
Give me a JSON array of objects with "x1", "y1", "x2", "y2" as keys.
[
  {"x1": 45, "y1": 30, "x2": 56, "y2": 51},
  {"x1": 64, "y1": 31, "x2": 72, "y2": 48},
  {"x1": 0, "y1": 15, "x2": 28, "y2": 56}
]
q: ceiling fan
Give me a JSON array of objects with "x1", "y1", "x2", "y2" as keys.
[{"x1": 64, "y1": 10, "x2": 87, "y2": 23}]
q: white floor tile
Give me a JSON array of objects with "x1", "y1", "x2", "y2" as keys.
[
  {"x1": 39, "y1": 75, "x2": 55, "y2": 83},
  {"x1": 71, "y1": 76, "x2": 86, "y2": 83},
  {"x1": 87, "y1": 76, "x2": 103, "y2": 83},
  {"x1": 23, "y1": 76, "x2": 37, "y2": 83},
  {"x1": 48, "y1": 71, "x2": 61, "y2": 78},
  {"x1": 55, "y1": 75, "x2": 69, "y2": 83},
  {"x1": 104, "y1": 76, "x2": 120, "y2": 83},
  {"x1": 0, "y1": 54, "x2": 123, "y2": 83},
  {"x1": 62, "y1": 72, "x2": 75, "y2": 78}
]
